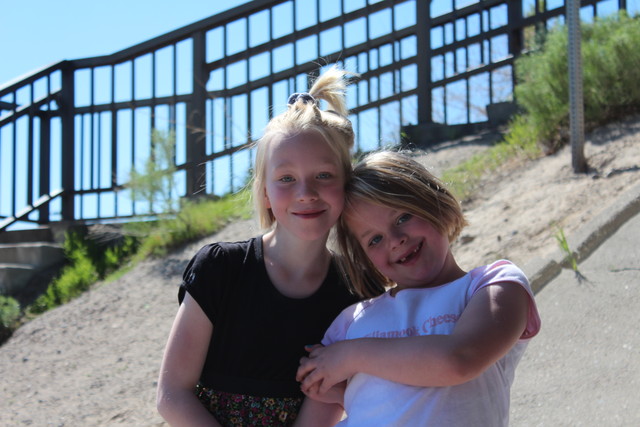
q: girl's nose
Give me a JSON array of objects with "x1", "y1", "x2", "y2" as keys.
[
  {"x1": 297, "y1": 180, "x2": 319, "y2": 201},
  {"x1": 390, "y1": 230, "x2": 407, "y2": 250}
]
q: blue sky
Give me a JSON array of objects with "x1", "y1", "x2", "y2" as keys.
[{"x1": 0, "y1": 0, "x2": 251, "y2": 87}]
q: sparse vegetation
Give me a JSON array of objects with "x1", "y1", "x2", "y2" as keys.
[
  {"x1": 555, "y1": 227, "x2": 578, "y2": 272},
  {"x1": 555, "y1": 226, "x2": 587, "y2": 283},
  {"x1": 0, "y1": 295, "x2": 20, "y2": 342},
  {"x1": 442, "y1": 116, "x2": 541, "y2": 200},
  {"x1": 515, "y1": 11, "x2": 640, "y2": 153},
  {"x1": 128, "y1": 129, "x2": 179, "y2": 215},
  {"x1": 127, "y1": 191, "x2": 252, "y2": 261},
  {"x1": 443, "y1": 11, "x2": 639, "y2": 200},
  {"x1": 28, "y1": 231, "x2": 121, "y2": 314},
  {"x1": 24, "y1": 191, "x2": 251, "y2": 318}
]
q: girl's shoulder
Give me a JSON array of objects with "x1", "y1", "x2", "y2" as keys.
[
  {"x1": 186, "y1": 237, "x2": 263, "y2": 273},
  {"x1": 179, "y1": 237, "x2": 263, "y2": 309},
  {"x1": 464, "y1": 260, "x2": 530, "y2": 305},
  {"x1": 469, "y1": 260, "x2": 540, "y2": 339},
  {"x1": 338, "y1": 293, "x2": 387, "y2": 324},
  {"x1": 182, "y1": 237, "x2": 261, "y2": 288},
  {"x1": 469, "y1": 260, "x2": 528, "y2": 287},
  {"x1": 192, "y1": 237, "x2": 258, "y2": 259},
  {"x1": 321, "y1": 294, "x2": 385, "y2": 345}
]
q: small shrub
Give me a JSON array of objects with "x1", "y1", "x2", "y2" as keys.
[
  {"x1": 28, "y1": 234, "x2": 99, "y2": 314},
  {"x1": 130, "y1": 190, "x2": 252, "y2": 260},
  {"x1": 0, "y1": 295, "x2": 21, "y2": 343},
  {"x1": 128, "y1": 129, "x2": 179, "y2": 215},
  {"x1": 93, "y1": 235, "x2": 139, "y2": 277},
  {"x1": 514, "y1": 12, "x2": 640, "y2": 153},
  {"x1": 26, "y1": 226, "x2": 143, "y2": 316}
]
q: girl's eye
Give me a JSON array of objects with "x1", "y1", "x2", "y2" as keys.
[
  {"x1": 317, "y1": 172, "x2": 332, "y2": 179},
  {"x1": 368, "y1": 235, "x2": 382, "y2": 247},
  {"x1": 397, "y1": 213, "x2": 411, "y2": 225},
  {"x1": 279, "y1": 176, "x2": 295, "y2": 183}
]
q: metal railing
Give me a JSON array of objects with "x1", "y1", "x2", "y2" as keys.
[{"x1": 0, "y1": 0, "x2": 631, "y2": 231}]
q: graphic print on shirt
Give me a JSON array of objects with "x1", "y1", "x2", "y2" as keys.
[{"x1": 364, "y1": 312, "x2": 460, "y2": 338}]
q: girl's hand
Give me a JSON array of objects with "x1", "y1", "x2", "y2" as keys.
[
  {"x1": 301, "y1": 379, "x2": 347, "y2": 406},
  {"x1": 297, "y1": 341, "x2": 356, "y2": 396}
]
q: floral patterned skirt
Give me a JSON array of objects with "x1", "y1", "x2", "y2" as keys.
[{"x1": 196, "y1": 384, "x2": 303, "y2": 426}]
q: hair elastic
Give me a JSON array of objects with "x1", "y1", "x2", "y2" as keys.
[{"x1": 287, "y1": 92, "x2": 316, "y2": 105}]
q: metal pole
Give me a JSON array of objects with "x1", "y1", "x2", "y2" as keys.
[
  {"x1": 416, "y1": 0, "x2": 432, "y2": 124},
  {"x1": 567, "y1": 0, "x2": 587, "y2": 173},
  {"x1": 186, "y1": 30, "x2": 208, "y2": 197},
  {"x1": 38, "y1": 112, "x2": 51, "y2": 224},
  {"x1": 60, "y1": 62, "x2": 76, "y2": 220}
]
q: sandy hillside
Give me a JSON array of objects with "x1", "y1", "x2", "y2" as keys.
[{"x1": 0, "y1": 115, "x2": 639, "y2": 426}]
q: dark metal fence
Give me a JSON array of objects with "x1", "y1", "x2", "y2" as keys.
[{"x1": 0, "y1": 0, "x2": 633, "y2": 231}]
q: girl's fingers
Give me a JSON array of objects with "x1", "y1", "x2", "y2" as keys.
[
  {"x1": 300, "y1": 369, "x2": 323, "y2": 393},
  {"x1": 301, "y1": 380, "x2": 322, "y2": 399},
  {"x1": 304, "y1": 343, "x2": 323, "y2": 354},
  {"x1": 301, "y1": 370, "x2": 333, "y2": 396},
  {"x1": 319, "y1": 378, "x2": 335, "y2": 395},
  {"x1": 296, "y1": 357, "x2": 314, "y2": 381}
]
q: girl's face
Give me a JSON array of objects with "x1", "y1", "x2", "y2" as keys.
[
  {"x1": 264, "y1": 132, "x2": 345, "y2": 241},
  {"x1": 345, "y1": 199, "x2": 459, "y2": 291}
]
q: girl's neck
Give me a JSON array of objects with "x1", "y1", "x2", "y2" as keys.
[{"x1": 261, "y1": 227, "x2": 332, "y2": 298}]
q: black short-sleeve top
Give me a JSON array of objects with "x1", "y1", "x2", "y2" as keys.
[{"x1": 179, "y1": 236, "x2": 358, "y2": 398}]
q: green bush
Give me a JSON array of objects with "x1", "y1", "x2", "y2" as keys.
[
  {"x1": 28, "y1": 232, "x2": 100, "y2": 314},
  {"x1": 442, "y1": 12, "x2": 640, "y2": 199},
  {"x1": 514, "y1": 12, "x2": 640, "y2": 152},
  {"x1": 101, "y1": 235, "x2": 139, "y2": 275},
  {"x1": 581, "y1": 13, "x2": 640, "y2": 120},
  {"x1": 27, "y1": 230, "x2": 140, "y2": 314},
  {"x1": 0, "y1": 295, "x2": 21, "y2": 343},
  {"x1": 130, "y1": 191, "x2": 251, "y2": 260},
  {"x1": 0, "y1": 295, "x2": 20, "y2": 329}
]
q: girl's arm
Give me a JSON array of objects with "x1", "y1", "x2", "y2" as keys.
[
  {"x1": 294, "y1": 397, "x2": 345, "y2": 427},
  {"x1": 297, "y1": 282, "x2": 530, "y2": 394},
  {"x1": 156, "y1": 292, "x2": 221, "y2": 426}
]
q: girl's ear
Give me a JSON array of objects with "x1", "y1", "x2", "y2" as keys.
[{"x1": 264, "y1": 188, "x2": 271, "y2": 209}]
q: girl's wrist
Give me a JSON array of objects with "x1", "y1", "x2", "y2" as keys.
[{"x1": 348, "y1": 338, "x2": 371, "y2": 375}]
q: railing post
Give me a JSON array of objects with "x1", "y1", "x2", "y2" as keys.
[
  {"x1": 567, "y1": 0, "x2": 587, "y2": 173},
  {"x1": 508, "y1": 1, "x2": 523, "y2": 55},
  {"x1": 60, "y1": 62, "x2": 76, "y2": 221},
  {"x1": 507, "y1": 0, "x2": 524, "y2": 94},
  {"x1": 38, "y1": 111, "x2": 51, "y2": 224},
  {"x1": 416, "y1": 0, "x2": 432, "y2": 125},
  {"x1": 186, "y1": 30, "x2": 208, "y2": 197}
]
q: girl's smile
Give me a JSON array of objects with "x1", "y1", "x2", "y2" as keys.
[
  {"x1": 396, "y1": 241, "x2": 423, "y2": 265},
  {"x1": 292, "y1": 208, "x2": 327, "y2": 219}
]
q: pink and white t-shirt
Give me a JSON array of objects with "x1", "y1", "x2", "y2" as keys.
[{"x1": 322, "y1": 260, "x2": 541, "y2": 427}]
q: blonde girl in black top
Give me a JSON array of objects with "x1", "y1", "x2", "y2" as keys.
[{"x1": 157, "y1": 65, "x2": 358, "y2": 427}]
